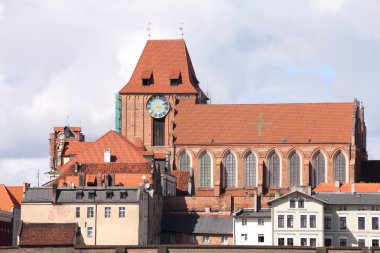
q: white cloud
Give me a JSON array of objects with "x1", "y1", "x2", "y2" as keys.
[{"x1": 1, "y1": 0, "x2": 380, "y2": 185}]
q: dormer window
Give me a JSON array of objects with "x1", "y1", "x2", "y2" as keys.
[
  {"x1": 106, "y1": 190, "x2": 113, "y2": 199},
  {"x1": 120, "y1": 191, "x2": 127, "y2": 199},
  {"x1": 76, "y1": 190, "x2": 83, "y2": 199},
  {"x1": 289, "y1": 199, "x2": 296, "y2": 208},
  {"x1": 169, "y1": 69, "x2": 182, "y2": 86},
  {"x1": 141, "y1": 69, "x2": 153, "y2": 86},
  {"x1": 298, "y1": 198, "x2": 304, "y2": 208},
  {"x1": 88, "y1": 190, "x2": 96, "y2": 199}
]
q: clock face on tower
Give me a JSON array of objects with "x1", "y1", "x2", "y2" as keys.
[{"x1": 146, "y1": 95, "x2": 170, "y2": 118}]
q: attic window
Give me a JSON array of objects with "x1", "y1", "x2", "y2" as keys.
[
  {"x1": 141, "y1": 70, "x2": 153, "y2": 86},
  {"x1": 106, "y1": 190, "x2": 113, "y2": 199},
  {"x1": 76, "y1": 191, "x2": 83, "y2": 200},
  {"x1": 169, "y1": 69, "x2": 182, "y2": 86},
  {"x1": 120, "y1": 191, "x2": 127, "y2": 199},
  {"x1": 88, "y1": 190, "x2": 96, "y2": 199}
]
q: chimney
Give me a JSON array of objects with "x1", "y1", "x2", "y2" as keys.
[
  {"x1": 335, "y1": 180, "x2": 340, "y2": 189},
  {"x1": 52, "y1": 184, "x2": 58, "y2": 204},
  {"x1": 307, "y1": 186, "x2": 312, "y2": 196},
  {"x1": 205, "y1": 207, "x2": 211, "y2": 213},
  {"x1": 96, "y1": 173, "x2": 102, "y2": 187},
  {"x1": 104, "y1": 148, "x2": 111, "y2": 163},
  {"x1": 351, "y1": 183, "x2": 356, "y2": 193},
  {"x1": 275, "y1": 189, "x2": 280, "y2": 199},
  {"x1": 74, "y1": 162, "x2": 80, "y2": 173}
]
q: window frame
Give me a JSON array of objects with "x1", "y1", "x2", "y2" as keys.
[
  {"x1": 119, "y1": 207, "x2": 125, "y2": 218},
  {"x1": 87, "y1": 227, "x2": 93, "y2": 238},
  {"x1": 105, "y1": 207, "x2": 111, "y2": 218},
  {"x1": 87, "y1": 207, "x2": 94, "y2": 218},
  {"x1": 75, "y1": 207, "x2": 80, "y2": 218}
]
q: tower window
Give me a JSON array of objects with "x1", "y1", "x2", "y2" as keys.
[
  {"x1": 153, "y1": 117, "x2": 165, "y2": 146},
  {"x1": 169, "y1": 69, "x2": 182, "y2": 86},
  {"x1": 141, "y1": 69, "x2": 153, "y2": 86}
]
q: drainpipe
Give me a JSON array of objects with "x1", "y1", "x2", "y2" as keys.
[{"x1": 95, "y1": 203, "x2": 97, "y2": 245}]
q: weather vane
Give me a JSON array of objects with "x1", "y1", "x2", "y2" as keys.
[
  {"x1": 147, "y1": 22, "x2": 151, "y2": 39},
  {"x1": 179, "y1": 22, "x2": 184, "y2": 39}
]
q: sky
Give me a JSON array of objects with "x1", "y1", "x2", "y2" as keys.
[{"x1": 1, "y1": 0, "x2": 380, "y2": 186}]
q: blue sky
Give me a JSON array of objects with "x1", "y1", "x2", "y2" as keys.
[{"x1": 1, "y1": 0, "x2": 380, "y2": 185}]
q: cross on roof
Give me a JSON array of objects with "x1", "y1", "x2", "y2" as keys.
[{"x1": 248, "y1": 112, "x2": 272, "y2": 136}]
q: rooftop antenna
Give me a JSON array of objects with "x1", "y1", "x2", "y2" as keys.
[
  {"x1": 66, "y1": 114, "x2": 70, "y2": 127},
  {"x1": 179, "y1": 22, "x2": 184, "y2": 39},
  {"x1": 147, "y1": 22, "x2": 151, "y2": 40}
]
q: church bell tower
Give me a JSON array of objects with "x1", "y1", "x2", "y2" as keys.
[{"x1": 117, "y1": 39, "x2": 208, "y2": 154}]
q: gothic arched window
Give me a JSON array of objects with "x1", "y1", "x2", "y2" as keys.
[
  {"x1": 268, "y1": 152, "x2": 280, "y2": 187},
  {"x1": 199, "y1": 152, "x2": 211, "y2": 187},
  {"x1": 225, "y1": 152, "x2": 236, "y2": 187},
  {"x1": 179, "y1": 152, "x2": 191, "y2": 171},
  {"x1": 334, "y1": 151, "x2": 346, "y2": 183},
  {"x1": 312, "y1": 151, "x2": 325, "y2": 187},
  {"x1": 245, "y1": 152, "x2": 256, "y2": 187},
  {"x1": 289, "y1": 151, "x2": 300, "y2": 187}
]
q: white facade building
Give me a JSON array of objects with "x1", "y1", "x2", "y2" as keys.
[{"x1": 233, "y1": 209, "x2": 272, "y2": 246}]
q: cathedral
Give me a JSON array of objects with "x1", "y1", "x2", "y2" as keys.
[
  {"x1": 117, "y1": 39, "x2": 367, "y2": 196},
  {"x1": 48, "y1": 39, "x2": 370, "y2": 245}
]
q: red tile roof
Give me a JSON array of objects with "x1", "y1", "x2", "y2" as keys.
[
  {"x1": 54, "y1": 126, "x2": 81, "y2": 132},
  {"x1": 314, "y1": 183, "x2": 380, "y2": 193},
  {"x1": 0, "y1": 185, "x2": 23, "y2": 211},
  {"x1": 19, "y1": 223, "x2": 77, "y2": 246},
  {"x1": 63, "y1": 141, "x2": 92, "y2": 156},
  {"x1": 174, "y1": 99, "x2": 356, "y2": 144},
  {"x1": 57, "y1": 130, "x2": 148, "y2": 173},
  {"x1": 119, "y1": 40, "x2": 201, "y2": 94}
]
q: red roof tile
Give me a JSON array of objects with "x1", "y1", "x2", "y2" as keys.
[
  {"x1": 174, "y1": 100, "x2": 356, "y2": 144},
  {"x1": 0, "y1": 185, "x2": 23, "y2": 211},
  {"x1": 119, "y1": 40, "x2": 201, "y2": 94},
  {"x1": 63, "y1": 141, "x2": 92, "y2": 156},
  {"x1": 314, "y1": 183, "x2": 380, "y2": 193},
  {"x1": 57, "y1": 130, "x2": 148, "y2": 173},
  {"x1": 19, "y1": 223, "x2": 77, "y2": 246}
]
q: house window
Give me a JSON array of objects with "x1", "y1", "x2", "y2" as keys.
[
  {"x1": 358, "y1": 239, "x2": 365, "y2": 247},
  {"x1": 242, "y1": 218, "x2": 247, "y2": 225},
  {"x1": 170, "y1": 234, "x2": 176, "y2": 244},
  {"x1": 105, "y1": 207, "x2": 111, "y2": 218},
  {"x1": 245, "y1": 152, "x2": 256, "y2": 187},
  {"x1": 301, "y1": 215, "x2": 307, "y2": 228},
  {"x1": 258, "y1": 234, "x2": 264, "y2": 243},
  {"x1": 268, "y1": 152, "x2": 280, "y2": 187},
  {"x1": 120, "y1": 191, "x2": 127, "y2": 199},
  {"x1": 119, "y1": 207, "x2": 125, "y2": 218},
  {"x1": 287, "y1": 238, "x2": 293, "y2": 246},
  {"x1": 76, "y1": 191, "x2": 83, "y2": 199},
  {"x1": 373, "y1": 217, "x2": 379, "y2": 230},
  {"x1": 241, "y1": 234, "x2": 248, "y2": 243},
  {"x1": 339, "y1": 238, "x2": 347, "y2": 247},
  {"x1": 278, "y1": 238, "x2": 285, "y2": 246},
  {"x1": 312, "y1": 151, "x2": 326, "y2": 187},
  {"x1": 289, "y1": 199, "x2": 296, "y2": 208},
  {"x1": 324, "y1": 216, "x2": 332, "y2": 229},
  {"x1": 358, "y1": 217, "x2": 365, "y2": 230},
  {"x1": 106, "y1": 191, "x2": 113, "y2": 199},
  {"x1": 339, "y1": 217, "x2": 347, "y2": 230},
  {"x1": 142, "y1": 78, "x2": 150, "y2": 86},
  {"x1": 189, "y1": 234, "x2": 196, "y2": 244},
  {"x1": 258, "y1": 218, "x2": 264, "y2": 226},
  {"x1": 289, "y1": 151, "x2": 300, "y2": 187},
  {"x1": 221, "y1": 235, "x2": 228, "y2": 245},
  {"x1": 179, "y1": 152, "x2": 191, "y2": 171},
  {"x1": 87, "y1": 227, "x2": 93, "y2": 237},
  {"x1": 301, "y1": 238, "x2": 307, "y2": 246},
  {"x1": 203, "y1": 235, "x2": 209, "y2": 244},
  {"x1": 373, "y1": 239, "x2": 379, "y2": 247},
  {"x1": 278, "y1": 215, "x2": 284, "y2": 228},
  {"x1": 199, "y1": 152, "x2": 211, "y2": 187},
  {"x1": 87, "y1": 207, "x2": 94, "y2": 218},
  {"x1": 298, "y1": 198, "x2": 304, "y2": 208},
  {"x1": 334, "y1": 151, "x2": 346, "y2": 183},
  {"x1": 153, "y1": 117, "x2": 165, "y2": 146},
  {"x1": 88, "y1": 191, "x2": 95, "y2": 199},
  {"x1": 310, "y1": 238, "x2": 316, "y2": 247},
  {"x1": 75, "y1": 207, "x2": 80, "y2": 218},
  {"x1": 224, "y1": 152, "x2": 236, "y2": 187},
  {"x1": 325, "y1": 238, "x2": 332, "y2": 247},
  {"x1": 310, "y1": 215, "x2": 316, "y2": 228},
  {"x1": 287, "y1": 215, "x2": 294, "y2": 228}
]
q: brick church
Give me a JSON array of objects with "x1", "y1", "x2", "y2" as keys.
[
  {"x1": 49, "y1": 39, "x2": 370, "y2": 245},
  {"x1": 117, "y1": 39, "x2": 367, "y2": 195}
]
